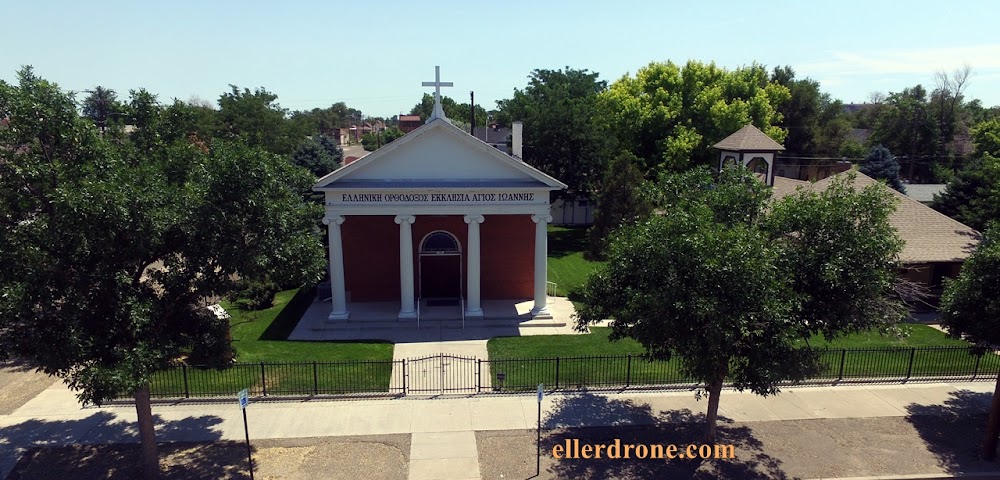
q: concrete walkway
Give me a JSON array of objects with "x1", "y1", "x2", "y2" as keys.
[{"x1": 0, "y1": 379, "x2": 996, "y2": 479}]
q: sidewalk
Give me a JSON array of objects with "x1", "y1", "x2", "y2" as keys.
[{"x1": 1, "y1": 380, "x2": 996, "y2": 479}]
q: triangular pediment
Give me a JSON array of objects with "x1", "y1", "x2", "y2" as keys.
[{"x1": 314, "y1": 119, "x2": 566, "y2": 190}]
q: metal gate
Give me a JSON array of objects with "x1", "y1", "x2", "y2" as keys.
[{"x1": 405, "y1": 354, "x2": 479, "y2": 394}]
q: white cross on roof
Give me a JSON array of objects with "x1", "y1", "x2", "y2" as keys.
[{"x1": 421, "y1": 66, "x2": 453, "y2": 123}]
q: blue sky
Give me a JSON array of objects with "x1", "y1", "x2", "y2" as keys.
[{"x1": 3, "y1": 1, "x2": 999, "y2": 117}]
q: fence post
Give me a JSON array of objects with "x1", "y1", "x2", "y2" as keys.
[
  {"x1": 626, "y1": 354, "x2": 633, "y2": 388},
  {"x1": 905, "y1": 348, "x2": 916, "y2": 380},
  {"x1": 838, "y1": 349, "x2": 847, "y2": 381},
  {"x1": 972, "y1": 354, "x2": 982, "y2": 381},
  {"x1": 260, "y1": 362, "x2": 267, "y2": 397},
  {"x1": 476, "y1": 359, "x2": 481, "y2": 393},
  {"x1": 313, "y1": 361, "x2": 319, "y2": 396},
  {"x1": 402, "y1": 359, "x2": 408, "y2": 395},
  {"x1": 182, "y1": 365, "x2": 190, "y2": 399},
  {"x1": 555, "y1": 357, "x2": 560, "y2": 390}
]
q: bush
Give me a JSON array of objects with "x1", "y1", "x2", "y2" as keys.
[{"x1": 236, "y1": 280, "x2": 279, "y2": 310}]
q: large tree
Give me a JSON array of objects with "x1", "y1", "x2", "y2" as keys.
[
  {"x1": 0, "y1": 68, "x2": 326, "y2": 478},
  {"x1": 587, "y1": 151, "x2": 652, "y2": 258},
  {"x1": 869, "y1": 85, "x2": 940, "y2": 181},
  {"x1": 82, "y1": 85, "x2": 125, "y2": 132},
  {"x1": 576, "y1": 167, "x2": 906, "y2": 441},
  {"x1": 409, "y1": 93, "x2": 487, "y2": 127},
  {"x1": 600, "y1": 60, "x2": 790, "y2": 173},
  {"x1": 770, "y1": 66, "x2": 852, "y2": 156},
  {"x1": 939, "y1": 223, "x2": 1000, "y2": 459},
  {"x1": 217, "y1": 85, "x2": 307, "y2": 155},
  {"x1": 931, "y1": 155, "x2": 1000, "y2": 231},
  {"x1": 496, "y1": 67, "x2": 614, "y2": 197}
]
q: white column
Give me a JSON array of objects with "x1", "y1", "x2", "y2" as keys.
[
  {"x1": 530, "y1": 213, "x2": 553, "y2": 318},
  {"x1": 464, "y1": 214, "x2": 485, "y2": 317},
  {"x1": 324, "y1": 215, "x2": 349, "y2": 320},
  {"x1": 395, "y1": 215, "x2": 417, "y2": 319}
]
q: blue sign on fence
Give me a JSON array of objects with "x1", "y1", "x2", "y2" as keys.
[{"x1": 238, "y1": 388, "x2": 249, "y2": 410}]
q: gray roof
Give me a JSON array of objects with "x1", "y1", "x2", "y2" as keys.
[
  {"x1": 713, "y1": 124, "x2": 785, "y2": 151},
  {"x1": 473, "y1": 126, "x2": 511, "y2": 145},
  {"x1": 904, "y1": 183, "x2": 947, "y2": 203}
]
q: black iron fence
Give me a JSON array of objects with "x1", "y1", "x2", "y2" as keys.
[{"x1": 142, "y1": 346, "x2": 1000, "y2": 400}]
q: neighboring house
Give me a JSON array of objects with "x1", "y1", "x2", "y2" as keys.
[
  {"x1": 472, "y1": 124, "x2": 511, "y2": 154},
  {"x1": 713, "y1": 124, "x2": 979, "y2": 306},
  {"x1": 772, "y1": 172, "x2": 979, "y2": 302},
  {"x1": 399, "y1": 115, "x2": 422, "y2": 133},
  {"x1": 336, "y1": 128, "x2": 351, "y2": 145},
  {"x1": 904, "y1": 183, "x2": 947, "y2": 206}
]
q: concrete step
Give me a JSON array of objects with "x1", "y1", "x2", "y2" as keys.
[{"x1": 319, "y1": 317, "x2": 566, "y2": 331}]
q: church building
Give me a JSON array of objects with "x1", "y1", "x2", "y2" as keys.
[{"x1": 313, "y1": 68, "x2": 567, "y2": 323}]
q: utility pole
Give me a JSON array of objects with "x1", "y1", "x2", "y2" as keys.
[{"x1": 470, "y1": 91, "x2": 476, "y2": 136}]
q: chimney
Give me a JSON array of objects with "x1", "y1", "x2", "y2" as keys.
[{"x1": 512, "y1": 121, "x2": 523, "y2": 159}]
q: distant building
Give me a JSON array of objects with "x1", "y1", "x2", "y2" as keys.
[
  {"x1": 472, "y1": 124, "x2": 511, "y2": 154},
  {"x1": 398, "y1": 115, "x2": 422, "y2": 133}
]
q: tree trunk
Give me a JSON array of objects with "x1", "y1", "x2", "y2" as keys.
[
  {"x1": 135, "y1": 384, "x2": 160, "y2": 479},
  {"x1": 982, "y1": 372, "x2": 1000, "y2": 460},
  {"x1": 704, "y1": 379, "x2": 724, "y2": 443}
]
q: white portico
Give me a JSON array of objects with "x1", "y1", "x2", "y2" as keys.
[{"x1": 313, "y1": 68, "x2": 566, "y2": 323}]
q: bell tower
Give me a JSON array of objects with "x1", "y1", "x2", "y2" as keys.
[{"x1": 713, "y1": 124, "x2": 785, "y2": 186}]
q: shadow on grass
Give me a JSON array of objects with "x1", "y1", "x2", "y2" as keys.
[
  {"x1": 1, "y1": 411, "x2": 246, "y2": 479},
  {"x1": 905, "y1": 389, "x2": 998, "y2": 473},
  {"x1": 259, "y1": 286, "x2": 316, "y2": 341},
  {"x1": 538, "y1": 391, "x2": 790, "y2": 479},
  {"x1": 548, "y1": 226, "x2": 590, "y2": 258}
]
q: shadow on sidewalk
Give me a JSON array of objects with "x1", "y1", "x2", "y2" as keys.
[
  {"x1": 0, "y1": 411, "x2": 242, "y2": 479},
  {"x1": 905, "y1": 389, "x2": 997, "y2": 474},
  {"x1": 538, "y1": 391, "x2": 791, "y2": 479}
]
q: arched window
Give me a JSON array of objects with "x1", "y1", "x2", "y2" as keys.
[
  {"x1": 722, "y1": 156, "x2": 738, "y2": 169},
  {"x1": 746, "y1": 157, "x2": 769, "y2": 175},
  {"x1": 420, "y1": 231, "x2": 460, "y2": 255}
]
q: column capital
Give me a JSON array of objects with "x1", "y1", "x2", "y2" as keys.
[
  {"x1": 323, "y1": 214, "x2": 346, "y2": 226},
  {"x1": 531, "y1": 213, "x2": 553, "y2": 224},
  {"x1": 394, "y1": 215, "x2": 416, "y2": 225},
  {"x1": 463, "y1": 214, "x2": 485, "y2": 224}
]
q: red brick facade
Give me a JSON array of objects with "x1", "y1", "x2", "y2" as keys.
[{"x1": 340, "y1": 214, "x2": 534, "y2": 301}]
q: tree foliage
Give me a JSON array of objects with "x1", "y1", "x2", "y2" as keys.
[
  {"x1": 361, "y1": 126, "x2": 405, "y2": 152},
  {"x1": 860, "y1": 145, "x2": 906, "y2": 193},
  {"x1": 931, "y1": 155, "x2": 1000, "y2": 231},
  {"x1": 409, "y1": 93, "x2": 487, "y2": 126},
  {"x1": 576, "y1": 167, "x2": 905, "y2": 441},
  {"x1": 82, "y1": 85, "x2": 125, "y2": 131},
  {"x1": 588, "y1": 152, "x2": 652, "y2": 258},
  {"x1": 770, "y1": 66, "x2": 852, "y2": 156},
  {"x1": 217, "y1": 85, "x2": 308, "y2": 155},
  {"x1": 972, "y1": 118, "x2": 1000, "y2": 158},
  {"x1": 496, "y1": 67, "x2": 614, "y2": 197},
  {"x1": 293, "y1": 134, "x2": 343, "y2": 178},
  {"x1": 0, "y1": 67, "x2": 326, "y2": 476},
  {"x1": 600, "y1": 60, "x2": 789, "y2": 173},
  {"x1": 939, "y1": 224, "x2": 1000, "y2": 459}
]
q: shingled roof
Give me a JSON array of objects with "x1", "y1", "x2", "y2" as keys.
[
  {"x1": 713, "y1": 124, "x2": 785, "y2": 151},
  {"x1": 772, "y1": 172, "x2": 979, "y2": 264}
]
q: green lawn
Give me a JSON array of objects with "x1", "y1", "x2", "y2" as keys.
[
  {"x1": 148, "y1": 287, "x2": 395, "y2": 398},
  {"x1": 486, "y1": 325, "x2": 995, "y2": 391},
  {"x1": 547, "y1": 225, "x2": 602, "y2": 304}
]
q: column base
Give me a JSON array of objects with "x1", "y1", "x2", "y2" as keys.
[
  {"x1": 464, "y1": 308, "x2": 484, "y2": 318},
  {"x1": 530, "y1": 305, "x2": 553, "y2": 319},
  {"x1": 397, "y1": 310, "x2": 417, "y2": 320},
  {"x1": 328, "y1": 310, "x2": 350, "y2": 321}
]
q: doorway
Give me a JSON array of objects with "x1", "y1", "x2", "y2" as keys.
[{"x1": 418, "y1": 231, "x2": 462, "y2": 301}]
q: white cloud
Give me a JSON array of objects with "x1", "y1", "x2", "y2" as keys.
[{"x1": 799, "y1": 44, "x2": 1000, "y2": 77}]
